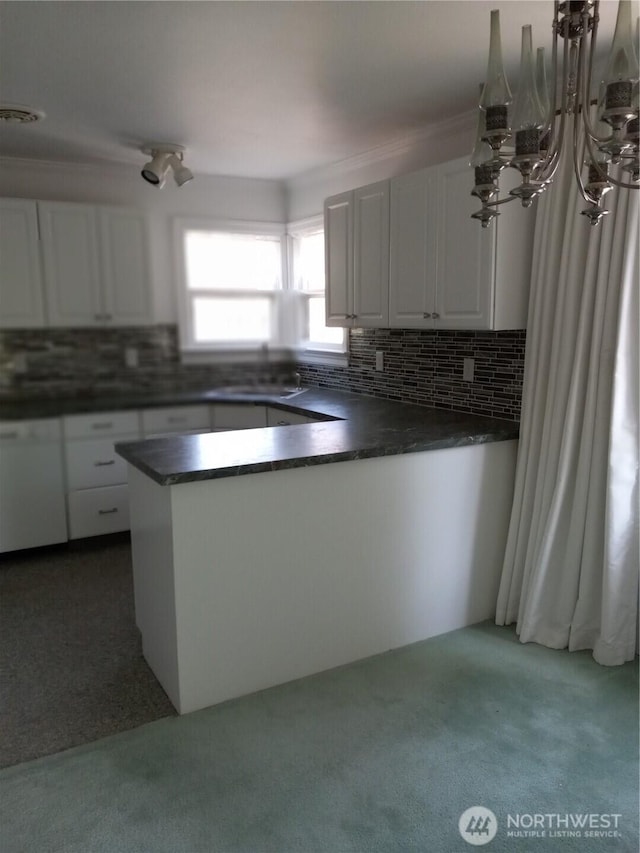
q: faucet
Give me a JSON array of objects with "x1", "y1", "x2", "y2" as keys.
[{"x1": 293, "y1": 371, "x2": 302, "y2": 390}]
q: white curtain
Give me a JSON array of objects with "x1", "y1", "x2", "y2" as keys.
[{"x1": 495, "y1": 142, "x2": 639, "y2": 666}]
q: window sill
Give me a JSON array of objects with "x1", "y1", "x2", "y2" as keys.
[
  {"x1": 295, "y1": 349, "x2": 349, "y2": 368},
  {"x1": 180, "y1": 347, "x2": 294, "y2": 366}
]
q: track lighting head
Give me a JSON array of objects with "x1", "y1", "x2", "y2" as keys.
[{"x1": 140, "y1": 144, "x2": 193, "y2": 188}]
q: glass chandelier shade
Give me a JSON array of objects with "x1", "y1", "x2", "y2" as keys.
[{"x1": 471, "y1": 1, "x2": 640, "y2": 228}]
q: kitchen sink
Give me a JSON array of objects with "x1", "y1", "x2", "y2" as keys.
[{"x1": 222, "y1": 385, "x2": 307, "y2": 399}]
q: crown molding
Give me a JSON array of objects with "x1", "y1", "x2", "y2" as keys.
[
  {"x1": 287, "y1": 108, "x2": 477, "y2": 188},
  {"x1": 0, "y1": 155, "x2": 138, "y2": 176}
]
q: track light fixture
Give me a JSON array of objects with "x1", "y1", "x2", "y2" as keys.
[{"x1": 140, "y1": 143, "x2": 193, "y2": 188}]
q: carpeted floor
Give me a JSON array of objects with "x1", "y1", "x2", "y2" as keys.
[
  {"x1": 0, "y1": 533, "x2": 175, "y2": 768},
  {"x1": 0, "y1": 618, "x2": 637, "y2": 853}
]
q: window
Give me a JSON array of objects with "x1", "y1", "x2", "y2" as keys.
[
  {"x1": 175, "y1": 220, "x2": 286, "y2": 353},
  {"x1": 175, "y1": 216, "x2": 347, "y2": 363},
  {"x1": 288, "y1": 217, "x2": 348, "y2": 360}
]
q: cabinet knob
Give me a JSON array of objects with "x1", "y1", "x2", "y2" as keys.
[
  {"x1": 432, "y1": 312, "x2": 440, "y2": 319},
  {"x1": 423, "y1": 312, "x2": 432, "y2": 319},
  {"x1": 98, "y1": 507, "x2": 118, "y2": 515}
]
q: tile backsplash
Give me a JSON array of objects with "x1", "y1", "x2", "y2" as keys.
[
  {"x1": 0, "y1": 325, "x2": 295, "y2": 400},
  {"x1": 0, "y1": 324, "x2": 525, "y2": 422},
  {"x1": 299, "y1": 328, "x2": 526, "y2": 422}
]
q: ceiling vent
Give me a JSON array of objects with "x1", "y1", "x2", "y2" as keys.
[{"x1": 0, "y1": 103, "x2": 46, "y2": 123}]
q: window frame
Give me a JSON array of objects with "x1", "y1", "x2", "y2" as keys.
[
  {"x1": 287, "y1": 215, "x2": 349, "y2": 365},
  {"x1": 173, "y1": 217, "x2": 288, "y2": 357}
]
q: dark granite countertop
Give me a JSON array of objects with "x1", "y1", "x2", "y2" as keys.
[
  {"x1": 115, "y1": 388, "x2": 518, "y2": 486},
  {"x1": 0, "y1": 386, "x2": 519, "y2": 486}
]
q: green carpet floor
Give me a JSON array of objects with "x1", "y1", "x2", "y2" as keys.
[{"x1": 1, "y1": 622, "x2": 637, "y2": 853}]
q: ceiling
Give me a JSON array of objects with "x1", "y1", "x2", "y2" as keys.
[{"x1": 0, "y1": 0, "x2": 626, "y2": 182}]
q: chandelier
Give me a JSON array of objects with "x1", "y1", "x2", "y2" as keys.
[{"x1": 471, "y1": 0, "x2": 639, "y2": 227}]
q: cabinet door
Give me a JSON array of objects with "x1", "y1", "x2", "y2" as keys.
[
  {"x1": 99, "y1": 208, "x2": 152, "y2": 325},
  {"x1": 38, "y1": 202, "x2": 103, "y2": 326},
  {"x1": 434, "y1": 157, "x2": 495, "y2": 329},
  {"x1": 324, "y1": 192, "x2": 353, "y2": 326},
  {"x1": 389, "y1": 168, "x2": 437, "y2": 328},
  {"x1": 141, "y1": 405, "x2": 211, "y2": 437},
  {"x1": 353, "y1": 181, "x2": 389, "y2": 327},
  {"x1": 0, "y1": 199, "x2": 46, "y2": 328}
]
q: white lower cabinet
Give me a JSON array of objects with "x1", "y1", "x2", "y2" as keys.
[
  {"x1": 63, "y1": 410, "x2": 141, "y2": 539},
  {"x1": 5, "y1": 401, "x2": 322, "y2": 549},
  {"x1": 141, "y1": 405, "x2": 211, "y2": 438},
  {"x1": 0, "y1": 419, "x2": 67, "y2": 552}
]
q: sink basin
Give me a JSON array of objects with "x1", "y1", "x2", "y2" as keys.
[{"x1": 222, "y1": 385, "x2": 307, "y2": 399}]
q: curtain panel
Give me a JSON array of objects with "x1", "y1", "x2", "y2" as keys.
[{"x1": 496, "y1": 144, "x2": 639, "y2": 666}]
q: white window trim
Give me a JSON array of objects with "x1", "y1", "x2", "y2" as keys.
[
  {"x1": 173, "y1": 214, "x2": 349, "y2": 367},
  {"x1": 173, "y1": 217, "x2": 287, "y2": 358},
  {"x1": 287, "y1": 215, "x2": 349, "y2": 365}
]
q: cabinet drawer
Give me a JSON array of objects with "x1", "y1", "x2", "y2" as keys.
[
  {"x1": 67, "y1": 485, "x2": 129, "y2": 539},
  {"x1": 141, "y1": 405, "x2": 210, "y2": 437},
  {"x1": 63, "y1": 410, "x2": 140, "y2": 439},
  {"x1": 65, "y1": 435, "x2": 136, "y2": 490}
]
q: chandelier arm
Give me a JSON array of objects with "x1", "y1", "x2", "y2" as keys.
[
  {"x1": 479, "y1": 194, "x2": 522, "y2": 210},
  {"x1": 538, "y1": 29, "x2": 573, "y2": 182},
  {"x1": 573, "y1": 92, "x2": 595, "y2": 204}
]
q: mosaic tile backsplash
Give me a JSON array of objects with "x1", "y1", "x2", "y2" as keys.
[
  {"x1": 0, "y1": 325, "x2": 525, "y2": 422},
  {"x1": 299, "y1": 328, "x2": 526, "y2": 422},
  {"x1": 0, "y1": 325, "x2": 296, "y2": 401}
]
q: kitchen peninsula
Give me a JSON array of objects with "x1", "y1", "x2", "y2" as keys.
[{"x1": 116, "y1": 388, "x2": 519, "y2": 715}]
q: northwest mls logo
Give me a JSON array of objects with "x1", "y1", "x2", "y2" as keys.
[{"x1": 458, "y1": 806, "x2": 498, "y2": 845}]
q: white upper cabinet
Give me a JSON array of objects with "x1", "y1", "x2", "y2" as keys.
[
  {"x1": 38, "y1": 202, "x2": 102, "y2": 326},
  {"x1": 389, "y1": 156, "x2": 534, "y2": 330},
  {"x1": 353, "y1": 181, "x2": 389, "y2": 326},
  {"x1": 325, "y1": 180, "x2": 389, "y2": 327},
  {"x1": 99, "y1": 208, "x2": 152, "y2": 325},
  {"x1": 38, "y1": 201, "x2": 152, "y2": 327},
  {"x1": 325, "y1": 191, "x2": 353, "y2": 325},
  {"x1": 435, "y1": 157, "x2": 494, "y2": 328},
  {"x1": 0, "y1": 199, "x2": 46, "y2": 328},
  {"x1": 389, "y1": 168, "x2": 438, "y2": 328}
]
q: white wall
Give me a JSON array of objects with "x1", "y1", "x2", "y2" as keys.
[
  {"x1": 0, "y1": 158, "x2": 286, "y2": 322},
  {"x1": 285, "y1": 110, "x2": 476, "y2": 221}
]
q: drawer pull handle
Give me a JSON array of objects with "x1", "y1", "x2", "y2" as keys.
[
  {"x1": 91, "y1": 422, "x2": 114, "y2": 430},
  {"x1": 167, "y1": 417, "x2": 187, "y2": 424},
  {"x1": 0, "y1": 431, "x2": 19, "y2": 440},
  {"x1": 94, "y1": 460, "x2": 115, "y2": 467},
  {"x1": 98, "y1": 508, "x2": 118, "y2": 515},
  {"x1": 277, "y1": 420, "x2": 290, "y2": 426}
]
